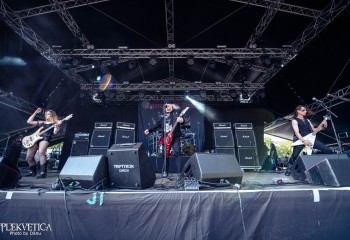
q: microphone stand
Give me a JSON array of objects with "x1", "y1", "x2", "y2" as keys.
[
  {"x1": 162, "y1": 105, "x2": 168, "y2": 177},
  {"x1": 316, "y1": 100, "x2": 343, "y2": 154}
]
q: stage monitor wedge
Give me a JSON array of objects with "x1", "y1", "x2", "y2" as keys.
[
  {"x1": 182, "y1": 153, "x2": 243, "y2": 185},
  {"x1": 107, "y1": 143, "x2": 156, "y2": 189},
  {"x1": 59, "y1": 155, "x2": 109, "y2": 189},
  {"x1": 292, "y1": 154, "x2": 348, "y2": 181}
]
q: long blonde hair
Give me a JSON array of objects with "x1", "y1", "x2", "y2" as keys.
[{"x1": 45, "y1": 109, "x2": 59, "y2": 123}]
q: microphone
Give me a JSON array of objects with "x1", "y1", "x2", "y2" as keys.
[{"x1": 312, "y1": 97, "x2": 322, "y2": 103}]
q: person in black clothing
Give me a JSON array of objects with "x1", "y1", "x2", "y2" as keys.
[
  {"x1": 25, "y1": 108, "x2": 62, "y2": 178},
  {"x1": 285, "y1": 105, "x2": 333, "y2": 176},
  {"x1": 144, "y1": 104, "x2": 185, "y2": 178}
]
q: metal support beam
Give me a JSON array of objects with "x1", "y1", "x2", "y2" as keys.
[
  {"x1": 53, "y1": 48, "x2": 289, "y2": 59},
  {"x1": 0, "y1": 1, "x2": 86, "y2": 85},
  {"x1": 230, "y1": 0, "x2": 321, "y2": 18},
  {"x1": 253, "y1": 0, "x2": 350, "y2": 97},
  {"x1": 0, "y1": 90, "x2": 44, "y2": 119},
  {"x1": 49, "y1": 0, "x2": 91, "y2": 48},
  {"x1": 14, "y1": 0, "x2": 110, "y2": 19},
  {"x1": 165, "y1": 0, "x2": 175, "y2": 78}
]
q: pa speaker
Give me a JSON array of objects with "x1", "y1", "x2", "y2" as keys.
[
  {"x1": 182, "y1": 153, "x2": 243, "y2": 184},
  {"x1": 312, "y1": 158, "x2": 350, "y2": 187},
  {"x1": 59, "y1": 155, "x2": 109, "y2": 189},
  {"x1": 90, "y1": 129, "x2": 112, "y2": 148},
  {"x1": 107, "y1": 143, "x2": 156, "y2": 189},
  {"x1": 115, "y1": 129, "x2": 135, "y2": 144},
  {"x1": 292, "y1": 154, "x2": 347, "y2": 181},
  {"x1": 235, "y1": 130, "x2": 256, "y2": 147},
  {"x1": 70, "y1": 139, "x2": 89, "y2": 156},
  {"x1": 213, "y1": 129, "x2": 234, "y2": 147},
  {"x1": 0, "y1": 162, "x2": 21, "y2": 189}
]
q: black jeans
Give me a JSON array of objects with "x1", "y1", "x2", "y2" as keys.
[
  {"x1": 164, "y1": 136, "x2": 182, "y2": 174},
  {"x1": 289, "y1": 139, "x2": 333, "y2": 165}
]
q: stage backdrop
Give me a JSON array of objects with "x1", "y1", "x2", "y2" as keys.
[{"x1": 138, "y1": 101, "x2": 205, "y2": 156}]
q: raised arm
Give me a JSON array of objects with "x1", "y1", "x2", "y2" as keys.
[{"x1": 27, "y1": 108, "x2": 42, "y2": 126}]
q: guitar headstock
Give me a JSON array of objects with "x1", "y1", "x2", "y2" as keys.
[
  {"x1": 323, "y1": 114, "x2": 331, "y2": 120},
  {"x1": 63, "y1": 114, "x2": 73, "y2": 121},
  {"x1": 180, "y1": 107, "x2": 190, "y2": 116}
]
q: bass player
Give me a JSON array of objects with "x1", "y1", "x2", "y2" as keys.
[
  {"x1": 144, "y1": 104, "x2": 185, "y2": 178},
  {"x1": 285, "y1": 105, "x2": 333, "y2": 176},
  {"x1": 25, "y1": 108, "x2": 62, "y2": 178}
]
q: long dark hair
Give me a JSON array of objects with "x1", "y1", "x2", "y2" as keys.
[{"x1": 293, "y1": 105, "x2": 314, "y2": 118}]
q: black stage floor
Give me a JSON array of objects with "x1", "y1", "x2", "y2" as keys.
[{"x1": 1, "y1": 168, "x2": 350, "y2": 240}]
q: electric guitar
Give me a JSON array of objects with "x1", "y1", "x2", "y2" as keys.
[
  {"x1": 22, "y1": 114, "x2": 73, "y2": 149},
  {"x1": 158, "y1": 107, "x2": 189, "y2": 158},
  {"x1": 291, "y1": 114, "x2": 330, "y2": 155}
]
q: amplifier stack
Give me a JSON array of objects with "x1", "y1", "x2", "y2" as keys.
[
  {"x1": 115, "y1": 122, "x2": 136, "y2": 144},
  {"x1": 213, "y1": 123, "x2": 235, "y2": 155},
  {"x1": 234, "y1": 123, "x2": 260, "y2": 170},
  {"x1": 70, "y1": 132, "x2": 90, "y2": 156},
  {"x1": 89, "y1": 122, "x2": 113, "y2": 156}
]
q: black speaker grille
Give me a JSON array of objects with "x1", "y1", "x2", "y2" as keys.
[
  {"x1": 70, "y1": 140, "x2": 89, "y2": 156},
  {"x1": 90, "y1": 130, "x2": 112, "y2": 147},
  {"x1": 235, "y1": 130, "x2": 256, "y2": 147},
  {"x1": 213, "y1": 129, "x2": 234, "y2": 147},
  {"x1": 115, "y1": 129, "x2": 135, "y2": 144}
]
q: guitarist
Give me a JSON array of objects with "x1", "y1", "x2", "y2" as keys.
[
  {"x1": 285, "y1": 105, "x2": 333, "y2": 176},
  {"x1": 144, "y1": 104, "x2": 185, "y2": 178},
  {"x1": 25, "y1": 108, "x2": 62, "y2": 178}
]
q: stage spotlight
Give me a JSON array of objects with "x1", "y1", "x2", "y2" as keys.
[
  {"x1": 128, "y1": 60, "x2": 136, "y2": 69},
  {"x1": 138, "y1": 90, "x2": 145, "y2": 99},
  {"x1": 92, "y1": 92, "x2": 105, "y2": 104},
  {"x1": 186, "y1": 56, "x2": 195, "y2": 65},
  {"x1": 149, "y1": 56, "x2": 157, "y2": 66},
  {"x1": 200, "y1": 90, "x2": 207, "y2": 99},
  {"x1": 241, "y1": 91, "x2": 249, "y2": 99},
  {"x1": 260, "y1": 55, "x2": 271, "y2": 66},
  {"x1": 208, "y1": 60, "x2": 216, "y2": 69},
  {"x1": 229, "y1": 89, "x2": 238, "y2": 98},
  {"x1": 225, "y1": 55, "x2": 234, "y2": 66}
]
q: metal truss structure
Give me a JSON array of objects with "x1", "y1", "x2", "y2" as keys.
[
  {"x1": 1, "y1": 0, "x2": 349, "y2": 104},
  {"x1": 0, "y1": 90, "x2": 44, "y2": 119},
  {"x1": 264, "y1": 85, "x2": 350, "y2": 133}
]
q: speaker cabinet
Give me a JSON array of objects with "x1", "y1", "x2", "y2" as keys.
[
  {"x1": 215, "y1": 148, "x2": 235, "y2": 155},
  {"x1": 235, "y1": 130, "x2": 256, "y2": 147},
  {"x1": 292, "y1": 154, "x2": 347, "y2": 181},
  {"x1": 107, "y1": 143, "x2": 156, "y2": 189},
  {"x1": 70, "y1": 139, "x2": 89, "y2": 156},
  {"x1": 0, "y1": 162, "x2": 21, "y2": 189},
  {"x1": 309, "y1": 158, "x2": 350, "y2": 187},
  {"x1": 237, "y1": 148, "x2": 259, "y2": 169},
  {"x1": 213, "y1": 129, "x2": 234, "y2": 147},
  {"x1": 115, "y1": 129, "x2": 135, "y2": 144},
  {"x1": 59, "y1": 155, "x2": 109, "y2": 189},
  {"x1": 90, "y1": 130, "x2": 112, "y2": 148},
  {"x1": 88, "y1": 148, "x2": 108, "y2": 156},
  {"x1": 182, "y1": 153, "x2": 243, "y2": 184}
]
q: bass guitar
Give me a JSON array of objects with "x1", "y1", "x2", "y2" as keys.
[
  {"x1": 291, "y1": 114, "x2": 330, "y2": 155},
  {"x1": 22, "y1": 114, "x2": 73, "y2": 149},
  {"x1": 158, "y1": 107, "x2": 189, "y2": 158}
]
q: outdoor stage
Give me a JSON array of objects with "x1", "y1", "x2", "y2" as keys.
[{"x1": 1, "y1": 169, "x2": 350, "y2": 240}]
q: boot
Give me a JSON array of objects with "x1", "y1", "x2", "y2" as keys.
[
  {"x1": 36, "y1": 163, "x2": 47, "y2": 178},
  {"x1": 25, "y1": 165, "x2": 37, "y2": 177}
]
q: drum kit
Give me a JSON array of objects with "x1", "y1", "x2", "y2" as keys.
[{"x1": 146, "y1": 124, "x2": 196, "y2": 156}]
